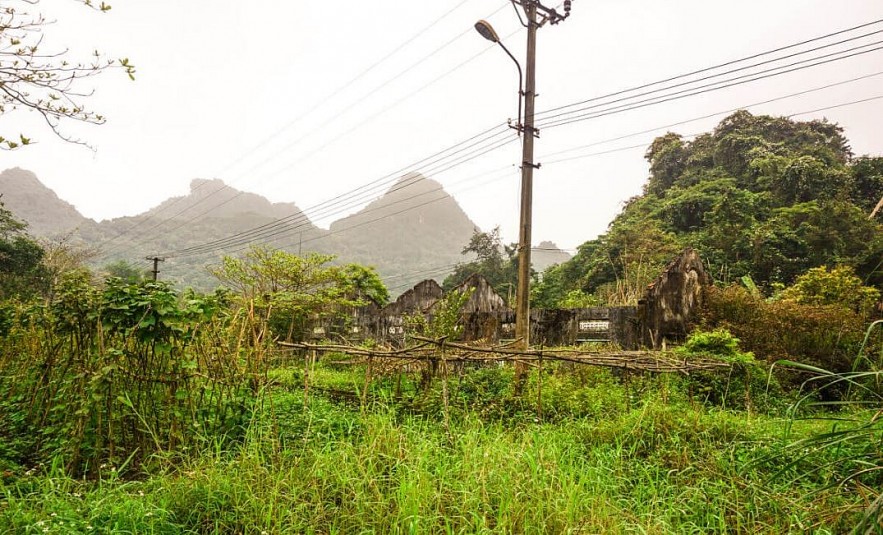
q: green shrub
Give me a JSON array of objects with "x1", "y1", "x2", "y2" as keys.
[
  {"x1": 678, "y1": 328, "x2": 786, "y2": 412},
  {"x1": 0, "y1": 275, "x2": 261, "y2": 476},
  {"x1": 703, "y1": 285, "x2": 871, "y2": 377},
  {"x1": 779, "y1": 265, "x2": 880, "y2": 315}
]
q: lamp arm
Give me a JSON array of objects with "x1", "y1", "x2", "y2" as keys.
[{"x1": 496, "y1": 40, "x2": 523, "y2": 132}]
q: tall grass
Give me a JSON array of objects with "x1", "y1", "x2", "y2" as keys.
[{"x1": 1, "y1": 377, "x2": 868, "y2": 534}]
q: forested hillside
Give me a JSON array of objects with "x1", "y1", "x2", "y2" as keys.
[{"x1": 534, "y1": 111, "x2": 883, "y2": 307}]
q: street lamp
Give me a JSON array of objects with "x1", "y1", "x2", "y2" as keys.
[
  {"x1": 474, "y1": 3, "x2": 571, "y2": 387},
  {"x1": 474, "y1": 20, "x2": 523, "y2": 132}
]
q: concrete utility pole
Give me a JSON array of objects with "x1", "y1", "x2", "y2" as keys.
[
  {"x1": 516, "y1": 0, "x2": 539, "y2": 353},
  {"x1": 146, "y1": 256, "x2": 165, "y2": 281},
  {"x1": 477, "y1": 1, "x2": 572, "y2": 353}
]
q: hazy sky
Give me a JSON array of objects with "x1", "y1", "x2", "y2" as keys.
[{"x1": 4, "y1": 0, "x2": 882, "y2": 254}]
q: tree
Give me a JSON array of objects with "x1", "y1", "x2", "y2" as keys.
[
  {"x1": 0, "y1": 0, "x2": 135, "y2": 149},
  {"x1": 209, "y1": 247, "x2": 383, "y2": 342},
  {"x1": 40, "y1": 232, "x2": 97, "y2": 290},
  {"x1": 540, "y1": 110, "x2": 882, "y2": 298},
  {"x1": 340, "y1": 264, "x2": 390, "y2": 306},
  {"x1": 0, "y1": 200, "x2": 47, "y2": 298},
  {"x1": 850, "y1": 156, "x2": 883, "y2": 213},
  {"x1": 644, "y1": 132, "x2": 687, "y2": 195},
  {"x1": 102, "y1": 259, "x2": 147, "y2": 283},
  {"x1": 442, "y1": 227, "x2": 519, "y2": 301}
]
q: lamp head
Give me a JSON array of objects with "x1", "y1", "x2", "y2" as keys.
[{"x1": 474, "y1": 20, "x2": 500, "y2": 43}]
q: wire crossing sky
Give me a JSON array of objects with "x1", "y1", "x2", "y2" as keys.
[{"x1": 4, "y1": 0, "x2": 883, "y2": 253}]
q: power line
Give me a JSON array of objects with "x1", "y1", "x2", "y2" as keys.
[
  {"x1": 101, "y1": 20, "x2": 883, "y2": 257},
  {"x1": 155, "y1": 76, "x2": 883, "y2": 261},
  {"x1": 149, "y1": 128, "x2": 517, "y2": 258},
  {"x1": 540, "y1": 71, "x2": 883, "y2": 162},
  {"x1": 171, "y1": 54, "x2": 883, "y2": 258},
  {"x1": 536, "y1": 42, "x2": 883, "y2": 130},
  {"x1": 93, "y1": 1, "x2": 511, "y2": 253},
  {"x1": 98, "y1": 120, "x2": 513, "y2": 260},
  {"x1": 535, "y1": 17, "x2": 883, "y2": 118},
  {"x1": 181, "y1": 24, "x2": 883, "y2": 242},
  {"x1": 534, "y1": 30, "x2": 883, "y2": 124},
  {"x1": 98, "y1": 27, "x2": 523, "y2": 260},
  {"x1": 161, "y1": 141, "x2": 521, "y2": 258}
]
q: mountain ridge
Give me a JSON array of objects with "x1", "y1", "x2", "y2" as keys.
[{"x1": 1, "y1": 168, "x2": 571, "y2": 293}]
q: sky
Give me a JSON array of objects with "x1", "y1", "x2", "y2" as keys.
[{"x1": 3, "y1": 0, "x2": 883, "y2": 255}]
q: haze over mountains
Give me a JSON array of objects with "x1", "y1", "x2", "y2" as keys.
[{"x1": 0, "y1": 167, "x2": 570, "y2": 293}]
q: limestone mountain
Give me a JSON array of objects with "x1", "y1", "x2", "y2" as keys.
[
  {"x1": 532, "y1": 241, "x2": 571, "y2": 273},
  {"x1": 0, "y1": 168, "x2": 93, "y2": 236},
  {"x1": 328, "y1": 172, "x2": 479, "y2": 291},
  {"x1": 0, "y1": 170, "x2": 482, "y2": 293},
  {"x1": 145, "y1": 179, "x2": 309, "y2": 221}
]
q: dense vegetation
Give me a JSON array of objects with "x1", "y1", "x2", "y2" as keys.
[
  {"x1": 533, "y1": 111, "x2": 883, "y2": 308},
  {"x1": 1, "y1": 111, "x2": 882, "y2": 532}
]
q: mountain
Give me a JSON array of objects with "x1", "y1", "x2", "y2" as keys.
[
  {"x1": 532, "y1": 241, "x2": 571, "y2": 272},
  {"x1": 0, "y1": 170, "x2": 478, "y2": 293},
  {"x1": 328, "y1": 173, "x2": 478, "y2": 290},
  {"x1": 144, "y1": 179, "x2": 308, "y2": 221},
  {"x1": 2, "y1": 168, "x2": 569, "y2": 295},
  {"x1": 0, "y1": 168, "x2": 93, "y2": 236}
]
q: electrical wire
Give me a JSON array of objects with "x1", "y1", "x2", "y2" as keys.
[
  {"x1": 93, "y1": 1, "x2": 512, "y2": 253},
  {"x1": 160, "y1": 139, "x2": 521, "y2": 258},
  {"x1": 154, "y1": 74, "x2": 883, "y2": 261},
  {"x1": 536, "y1": 42, "x2": 883, "y2": 130},
  {"x1": 540, "y1": 71, "x2": 883, "y2": 162},
  {"x1": 100, "y1": 20, "x2": 883, "y2": 257},
  {"x1": 533, "y1": 30, "x2": 883, "y2": 124},
  {"x1": 535, "y1": 17, "x2": 883, "y2": 117},
  {"x1": 97, "y1": 120, "x2": 513, "y2": 260},
  {"x1": 97, "y1": 25, "x2": 523, "y2": 260}
]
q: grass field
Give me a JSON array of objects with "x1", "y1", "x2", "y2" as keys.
[{"x1": 1, "y1": 361, "x2": 877, "y2": 534}]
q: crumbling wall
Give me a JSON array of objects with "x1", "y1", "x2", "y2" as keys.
[{"x1": 638, "y1": 248, "x2": 711, "y2": 348}]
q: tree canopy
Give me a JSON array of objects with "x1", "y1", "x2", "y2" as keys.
[
  {"x1": 442, "y1": 227, "x2": 521, "y2": 303},
  {"x1": 533, "y1": 111, "x2": 883, "y2": 307},
  {"x1": 0, "y1": 201, "x2": 47, "y2": 298},
  {"x1": 209, "y1": 247, "x2": 390, "y2": 342}
]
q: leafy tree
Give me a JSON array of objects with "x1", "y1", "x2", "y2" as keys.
[
  {"x1": 644, "y1": 132, "x2": 687, "y2": 195},
  {"x1": 102, "y1": 259, "x2": 148, "y2": 283},
  {"x1": 443, "y1": 227, "x2": 519, "y2": 301},
  {"x1": 341, "y1": 263, "x2": 389, "y2": 306},
  {"x1": 210, "y1": 247, "x2": 385, "y2": 342},
  {"x1": 751, "y1": 200, "x2": 882, "y2": 286},
  {"x1": 0, "y1": 0, "x2": 135, "y2": 148},
  {"x1": 539, "y1": 111, "x2": 882, "y2": 297},
  {"x1": 40, "y1": 232, "x2": 97, "y2": 290},
  {"x1": 779, "y1": 265, "x2": 880, "y2": 315},
  {"x1": 850, "y1": 156, "x2": 883, "y2": 213},
  {"x1": 0, "y1": 201, "x2": 47, "y2": 299}
]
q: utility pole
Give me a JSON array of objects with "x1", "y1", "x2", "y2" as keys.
[
  {"x1": 475, "y1": 1, "x2": 572, "y2": 364},
  {"x1": 515, "y1": 0, "x2": 539, "y2": 356},
  {"x1": 146, "y1": 256, "x2": 165, "y2": 281}
]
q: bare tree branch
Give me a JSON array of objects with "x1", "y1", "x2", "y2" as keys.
[{"x1": 0, "y1": 0, "x2": 134, "y2": 149}]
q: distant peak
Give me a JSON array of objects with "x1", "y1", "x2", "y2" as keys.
[{"x1": 189, "y1": 178, "x2": 229, "y2": 195}]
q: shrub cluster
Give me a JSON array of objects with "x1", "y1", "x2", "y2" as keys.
[
  {"x1": 702, "y1": 285, "x2": 879, "y2": 381},
  {"x1": 0, "y1": 273, "x2": 263, "y2": 476}
]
